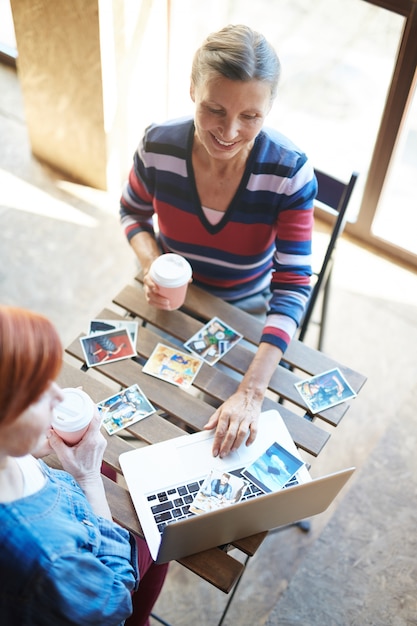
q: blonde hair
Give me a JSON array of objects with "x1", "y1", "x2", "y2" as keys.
[{"x1": 191, "y1": 24, "x2": 281, "y2": 101}]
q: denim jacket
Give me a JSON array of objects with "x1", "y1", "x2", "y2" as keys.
[{"x1": 0, "y1": 460, "x2": 139, "y2": 625}]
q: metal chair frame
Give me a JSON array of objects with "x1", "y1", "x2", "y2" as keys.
[{"x1": 298, "y1": 169, "x2": 359, "y2": 350}]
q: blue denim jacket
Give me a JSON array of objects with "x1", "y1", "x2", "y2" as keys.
[{"x1": 0, "y1": 461, "x2": 138, "y2": 625}]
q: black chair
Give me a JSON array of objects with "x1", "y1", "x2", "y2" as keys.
[{"x1": 298, "y1": 169, "x2": 359, "y2": 351}]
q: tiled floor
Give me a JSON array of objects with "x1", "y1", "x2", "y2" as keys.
[{"x1": 2, "y1": 61, "x2": 417, "y2": 625}]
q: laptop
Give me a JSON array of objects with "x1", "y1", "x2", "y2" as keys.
[{"x1": 119, "y1": 409, "x2": 355, "y2": 563}]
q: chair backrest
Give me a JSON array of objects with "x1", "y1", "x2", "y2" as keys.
[{"x1": 298, "y1": 169, "x2": 359, "y2": 343}]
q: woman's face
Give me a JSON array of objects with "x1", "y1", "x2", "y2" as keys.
[
  {"x1": 191, "y1": 75, "x2": 272, "y2": 163},
  {"x1": 0, "y1": 381, "x2": 64, "y2": 458}
]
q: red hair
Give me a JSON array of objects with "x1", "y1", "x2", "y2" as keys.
[{"x1": 0, "y1": 306, "x2": 63, "y2": 424}]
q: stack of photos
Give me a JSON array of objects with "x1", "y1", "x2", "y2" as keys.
[
  {"x1": 242, "y1": 441, "x2": 305, "y2": 494},
  {"x1": 98, "y1": 384, "x2": 155, "y2": 435},
  {"x1": 80, "y1": 319, "x2": 138, "y2": 368},
  {"x1": 142, "y1": 343, "x2": 203, "y2": 388},
  {"x1": 89, "y1": 319, "x2": 138, "y2": 345},
  {"x1": 184, "y1": 317, "x2": 243, "y2": 366},
  {"x1": 294, "y1": 367, "x2": 357, "y2": 414},
  {"x1": 190, "y1": 469, "x2": 249, "y2": 515}
]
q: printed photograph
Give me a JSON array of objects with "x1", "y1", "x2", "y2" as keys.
[
  {"x1": 142, "y1": 343, "x2": 203, "y2": 388},
  {"x1": 190, "y1": 469, "x2": 249, "y2": 515},
  {"x1": 242, "y1": 441, "x2": 305, "y2": 494},
  {"x1": 294, "y1": 367, "x2": 357, "y2": 414},
  {"x1": 184, "y1": 317, "x2": 243, "y2": 366},
  {"x1": 80, "y1": 328, "x2": 136, "y2": 368},
  {"x1": 98, "y1": 384, "x2": 155, "y2": 435},
  {"x1": 89, "y1": 319, "x2": 139, "y2": 346}
]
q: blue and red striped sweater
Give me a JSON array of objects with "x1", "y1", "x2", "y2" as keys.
[{"x1": 120, "y1": 117, "x2": 316, "y2": 353}]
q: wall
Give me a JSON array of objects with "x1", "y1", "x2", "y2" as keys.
[{"x1": 10, "y1": 0, "x2": 164, "y2": 191}]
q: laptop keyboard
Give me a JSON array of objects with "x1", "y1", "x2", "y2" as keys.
[{"x1": 146, "y1": 469, "x2": 300, "y2": 535}]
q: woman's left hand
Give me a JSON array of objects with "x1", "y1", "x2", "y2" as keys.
[
  {"x1": 203, "y1": 389, "x2": 262, "y2": 458},
  {"x1": 49, "y1": 408, "x2": 112, "y2": 519},
  {"x1": 203, "y1": 342, "x2": 283, "y2": 457},
  {"x1": 48, "y1": 408, "x2": 106, "y2": 483}
]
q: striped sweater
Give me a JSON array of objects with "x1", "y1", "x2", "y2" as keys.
[{"x1": 120, "y1": 117, "x2": 316, "y2": 353}]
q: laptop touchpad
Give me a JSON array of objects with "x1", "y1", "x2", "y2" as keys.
[{"x1": 175, "y1": 436, "x2": 247, "y2": 475}]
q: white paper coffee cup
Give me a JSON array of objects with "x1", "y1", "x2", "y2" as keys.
[
  {"x1": 149, "y1": 253, "x2": 192, "y2": 309},
  {"x1": 52, "y1": 388, "x2": 95, "y2": 445}
]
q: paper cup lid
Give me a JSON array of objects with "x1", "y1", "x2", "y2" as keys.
[
  {"x1": 150, "y1": 254, "x2": 192, "y2": 288},
  {"x1": 52, "y1": 388, "x2": 94, "y2": 432}
]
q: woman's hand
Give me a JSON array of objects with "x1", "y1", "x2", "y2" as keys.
[
  {"x1": 204, "y1": 342, "x2": 283, "y2": 457},
  {"x1": 143, "y1": 269, "x2": 172, "y2": 310},
  {"x1": 129, "y1": 231, "x2": 172, "y2": 309},
  {"x1": 48, "y1": 407, "x2": 105, "y2": 482},
  {"x1": 48, "y1": 408, "x2": 112, "y2": 519},
  {"x1": 143, "y1": 267, "x2": 192, "y2": 310},
  {"x1": 204, "y1": 389, "x2": 263, "y2": 458}
]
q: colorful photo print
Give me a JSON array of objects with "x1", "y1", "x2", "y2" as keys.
[
  {"x1": 89, "y1": 319, "x2": 138, "y2": 346},
  {"x1": 98, "y1": 384, "x2": 155, "y2": 435},
  {"x1": 80, "y1": 328, "x2": 136, "y2": 368},
  {"x1": 184, "y1": 317, "x2": 243, "y2": 366},
  {"x1": 294, "y1": 367, "x2": 357, "y2": 414},
  {"x1": 190, "y1": 469, "x2": 249, "y2": 515},
  {"x1": 242, "y1": 441, "x2": 305, "y2": 494},
  {"x1": 142, "y1": 343, "x2": 203, "y2": 388}
]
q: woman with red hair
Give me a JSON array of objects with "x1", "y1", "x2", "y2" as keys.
[{"x1": 0, "y1": 306, "x2": 167, "y2": 625}]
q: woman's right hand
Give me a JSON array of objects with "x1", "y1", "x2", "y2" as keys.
[
  {"x1": 130, "y1": 232, "x2": 171, "y2": 309},
  {"x1": 143, "y1": 267, "x2": 171, "y2": 310}
]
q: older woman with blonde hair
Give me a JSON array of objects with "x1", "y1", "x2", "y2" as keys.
[{"x1": 121, "y1": 24, "x2": 316, "y2": 459}]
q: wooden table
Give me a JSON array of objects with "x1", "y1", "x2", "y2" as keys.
[{"x1": 56, "y1": 274, "x2": 366, "y2": 595}]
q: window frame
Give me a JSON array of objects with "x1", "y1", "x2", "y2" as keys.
[{"x1": 341, "y1": 0, "x2": 417, "y2": 268}]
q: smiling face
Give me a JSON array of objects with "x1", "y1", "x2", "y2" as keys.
[
  {"x1": 0, "y1": 381, "x2": 64, "y2": 459},
  {"x1": 191, "y1": 74, "x2": 272, "y2": 164}
]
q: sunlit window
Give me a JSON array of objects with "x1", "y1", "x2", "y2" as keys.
[
  {"x1": 0, "y1": 0, "x2": 16, "y2": 52},
  {"x1": 166, "y1": 0, "x2": 404, "y2": 220},
  {"x1": 372, "y1": 83, "x2": 417, "y2": 254}
]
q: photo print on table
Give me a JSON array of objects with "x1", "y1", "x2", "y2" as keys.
[
  {"x1": 89, "y1": 319, "x2": 139, "y2": 346},
  {"x1": 294, "y1": 367, "x2": 357, "y2": 414},
  {"x1": 98, "y1": 384, "x2": 155, "y2": 435},
  {"x1": 80, "y1": 328, "x2": 136, "y2": 368},
  {"x1": 184, "y1": 317, "x2": 243, "y2": 366},
  {"x1": 142, "y1": 343, "x2": 203, "y2": 388}
]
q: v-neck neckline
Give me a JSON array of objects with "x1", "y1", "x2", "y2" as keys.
[{"x1": 186, "y1": 122, "x2": 260, "y2": 234}]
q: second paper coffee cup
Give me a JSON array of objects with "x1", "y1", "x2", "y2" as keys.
[
  {"x1": 149, "y1": 253, "x2": 192, "y2": 309},
  {"x1": 52, "y1": 388, "x2": 95, "y2": 445}
]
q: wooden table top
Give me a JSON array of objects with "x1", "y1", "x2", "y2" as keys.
[{"x1": 56, "y1": 276, "x2": 366, "y2": 593}]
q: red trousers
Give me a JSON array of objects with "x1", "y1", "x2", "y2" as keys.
[
  {"x1": 102, "y1": 464, "x2": 169, "y2": 626},
  {"x1": 126, "y1": 536, "x2": 169, "y2": 626}
]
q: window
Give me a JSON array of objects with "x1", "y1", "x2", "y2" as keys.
[
  {"x1": 371, "y1": 73, "x2": 417, "y2": 254},
  {"x1": 0, "y1": 0, "x2": 16, "y2": 65},
  {"x1": 167, "y1": 0, "x2": 404, "y2": 225}
]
